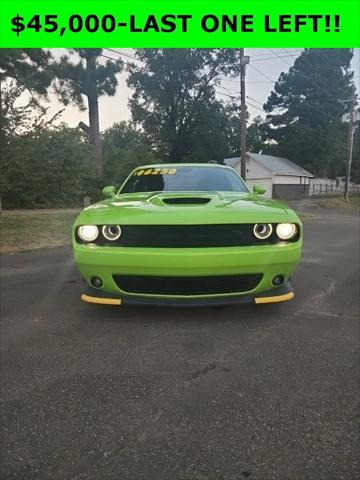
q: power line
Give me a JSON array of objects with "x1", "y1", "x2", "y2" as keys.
[
  {"x1": 101, "y1": 50, "x2": 349, "y2": 148},
  {"x1": 269, "y1": 48, "x2": 343, "y2": 103},
  {"x1": 100, "y1": 52, "x2": 145, "y2": 71},
  {"x1": 215, "y1": 89, "x2": 237, "y2": 99},
  {"x1": 104, "y1": 48, "x2": 140, "y2": 63},
  {"x1": 217, "y1": 84, "x2": 238, "y2": 95},
  {"x1": 250, "y1": 48, "x2": 337, "y2": 61},
  {"x1": 266, "y1": 48, "x2": 351, "y2": 123},
  {"x1": 246, "y1": 95, "x2": 263, "y2": 106},
  {"x1": 246, "y1": 96, "x2": 348, "y2": 148},
  {"x1": 248, "y1": 64, "x2": 276, "y2": 83},
  {"x1": 250, "y1": 49, "x2": 303, "y2": 58},
  {"x1": 100, "y1": 52, "x2": 132, "y2": 67},
  {"x1": 252, "y1": 54, "x2": 301, "y2": 62},
  {"x1": 247, "y1": 101, "x2": 266, "y2": 113},
  {"x1": 221, "y1": 76, "x2": 275, "y2": 86}
]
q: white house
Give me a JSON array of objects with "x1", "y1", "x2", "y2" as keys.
[{"x1": 225, "y1": 152, "x2": 314, "y2": 199}]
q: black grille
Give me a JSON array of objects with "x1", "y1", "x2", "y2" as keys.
[
  {"x1": 113, "y1": 274, "x2": 263, "y2": 295},
  {"x1": 120, "y1": 224, "x2": 256, "y2": 247}
]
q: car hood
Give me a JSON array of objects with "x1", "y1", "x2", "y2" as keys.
[{"x1": 76, "y1": 191, "x2": 299, "y2": 225}]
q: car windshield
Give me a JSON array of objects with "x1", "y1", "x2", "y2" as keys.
[{"x1": 120, "y1": 166, "x2": 249, "y2": 194}]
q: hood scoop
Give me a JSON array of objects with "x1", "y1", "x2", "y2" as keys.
[{"x1": 162, "y1": 197, "x2": 211, "y2": 205}]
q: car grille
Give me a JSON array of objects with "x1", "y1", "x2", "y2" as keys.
[
  {"x1": 113, "y1": 274, "x2": 263, "y2": 296},
  {"x1": 92, "y1": 224, "x2": 281, "y2": 247}
]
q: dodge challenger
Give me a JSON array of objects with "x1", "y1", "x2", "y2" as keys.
[{"x1": 72, "y1": 163, "x2": 302, "y2": 306}]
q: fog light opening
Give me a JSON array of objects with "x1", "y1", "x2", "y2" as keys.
[
  {"x1": 90, "y1": 276, "x2": 103, "y2": 288},
  {"x1": 272, "y1": 275, "x2": 285, "y2": 287}
]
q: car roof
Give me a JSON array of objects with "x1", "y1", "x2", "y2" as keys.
[{"x1": 133, "y1": 163, "x2": 233, "y2": 170}]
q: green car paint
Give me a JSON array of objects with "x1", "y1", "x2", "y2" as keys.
[{"x1": 72, "y1": 164, "x2": 303, "y2": 305}]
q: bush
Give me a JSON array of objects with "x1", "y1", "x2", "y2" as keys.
[{"x1": 1, "y1": 124, "x2": 93, "y2": 208}]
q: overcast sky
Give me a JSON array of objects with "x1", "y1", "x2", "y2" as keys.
[{"x1": 44, "y1": 48, "x2": 360, "y2": 130}]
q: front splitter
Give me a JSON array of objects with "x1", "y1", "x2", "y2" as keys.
[{"x1": 81, "y1": 282, "x2": 294, "y2": 307}]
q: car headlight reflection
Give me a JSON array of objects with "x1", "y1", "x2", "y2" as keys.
[
  {"x1": 102, "y1": 225, "x2": 122, "y2": 241},
  {"x1": 253, "y1": 223, "x2": 273, "y2": 240},
  {"x1": 276, "y1": 223, "x2": 297, "y2": 240},
  {"x1": 78, "y1": 225, "x2": 99, "y2": 242}
]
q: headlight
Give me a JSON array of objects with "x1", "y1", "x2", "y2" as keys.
[
  {"x1": 78, "y1": 225, "x2": 99, "y2": 242},
  {"x1": 253, "y1": 223, "x2": 273, "y2": 240},
  {"x1": 102, "y1": 225, "x2": 121, "y2": 241},
  {"x1": 276, "y1": 223, "x2": 297, "y2": 240}
]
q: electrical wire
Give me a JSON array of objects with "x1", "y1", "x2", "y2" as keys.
[
  {"x1": 246, "y1": 95, "x2": 263, "y2": 106},
  {"x1": 252, "y1": 54, "x2": 301, "y2": 62},
  {"x1": 100, "y1": 52, "x2": 133, "y2": 67},
  {"x1": 266, "y1": 48, "x2": 351, "y2": 123},
  {"x1": 269, "y1": 48, "x2": 344, "y2": 102},
  {"x1": 101, "y1": 49, "x2": 349, "y2": 148},
  {"x1": 246, "y1": 98, "x2": 348, "y2": 148},
  {"x1": 248, "y1": 64, "x2": 276, "y2": 83},
  {"x1": 249, "y1": 49, "x2": 303, "y2": 58},
  {"x1": 104, "y1": 48, "x2": 140, "y2": 63}
]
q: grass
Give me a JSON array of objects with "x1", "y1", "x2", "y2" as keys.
[{"x1": 0, "y1": 210, "x2": 80, "y2": 254}]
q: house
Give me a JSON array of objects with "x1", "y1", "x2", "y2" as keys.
[{"x1": 224, "y1": 152, "x2": 314, "y2": 199}]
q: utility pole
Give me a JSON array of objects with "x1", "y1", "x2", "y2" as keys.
[
  {"x1": 240, "y1": 49, "x2": 249, "y2": 180},
  {"x1": 343, "y1": 98, "x2": 357, "y2": 202}
]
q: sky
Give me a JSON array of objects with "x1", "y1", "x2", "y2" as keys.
[{"x1": 41, "y1": 48, "x2": 360, "y2": 130}]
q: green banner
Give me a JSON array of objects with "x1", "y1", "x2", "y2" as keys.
[{"x1": 0, "y1": 0, "x2": 359, "y2": 48}]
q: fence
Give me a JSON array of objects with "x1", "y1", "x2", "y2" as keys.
[
  {"x1": 272, "y1": 184, "x2": 310, "y2": 200},
  {"x1": 311, "y1": 183, "x2": 360, "y2": 196}
]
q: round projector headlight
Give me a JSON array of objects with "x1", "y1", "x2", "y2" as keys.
[
  {"x1": 102, "y1": 225, "x2": 121, "y2": 241},
  {"x1": 276, "y1": 223, "x2": 297, "y2": 240},
  {"x1": 78, "y1": 225, "x2": 99, "y2": 242},
  {"x1": 253, "y1": 223, "x2": 273, "y2": 240}
]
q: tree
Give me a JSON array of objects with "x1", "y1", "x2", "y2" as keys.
[
  {"x1": 0, "y1": 49, "x2": 53, "y2": 96},
  {"x1": 1, "y1": 122, "x2": 92, "y2": 208},
  {"x1": 127, "y1": 49, "x2": 241, "y2": 163},
  {"x1": 246, "y1": 116, "x2": 269, "y2": 154},
  {"x1": 102, "y1": 121, "x2": 155, "y2": 186},
  {"x1": 0, "y1": 83, "x2": 32, "y2": 139},
  {"x1": 263, "y1": 49, "x2": 356, "y2": 178},
  {"x1": 185, "y1": 99, "x2": 238, "y2": 163},
  {"x1": 53, "y1": 49, "x2": 123, "y2": 177}
]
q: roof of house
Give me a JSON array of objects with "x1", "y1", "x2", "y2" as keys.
[{"x1": 225, "y1": 152, "x2": 314, "y2": 177}]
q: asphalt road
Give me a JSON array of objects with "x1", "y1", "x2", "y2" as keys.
[{"x1": 1, "y1": 210, "x2": 359, "y2": 480}]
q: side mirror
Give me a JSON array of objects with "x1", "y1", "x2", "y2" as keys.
[
  {"x1": 102, "y1": 186, "x2": 116, "y2": 198},
  {"x1": 253, "y1": 185, "x2": 266, "y2": 195}
]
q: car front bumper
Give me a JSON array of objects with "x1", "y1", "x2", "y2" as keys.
[
  {"x1": 73, "y1": 241, "x2": 302, "y2": 304},
  {"x1": 81, "y1": 281, "x2": 294, "y2": 306}
]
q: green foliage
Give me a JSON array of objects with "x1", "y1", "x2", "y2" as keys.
[
  {"x1": 0, "y1": 94, "x2": 157, "y2": 207},
  {"x1": 127, "y1": 49, "x2": 241, "y2": 163},
  {"x1": 0, "y1": 48, "x2": 53, "y2": 96},
  {"x1": 52, "y1": 49, "x2": 124, "y2": 177},
  {"x1": 263, "y1": 48, "x2": 356, "y2": 178},
  {"x1": 246, "y1": 116, "x2": 269, "y2": 154},
  {"x1": 102, "y1": 122, "x2": 156, "y2": 187},
  {"x1": 1, "y1": 121, "x2": 93, "y2": 208},
  {"x1": 0, "y1": 83, "x2": 32, "y2": 139},
  {"x1": 2, "y1": 48, "x2": 358, "y2": 209},
  {"x1": 52, "y1": 49, "x2": 123, "y2": 110}
]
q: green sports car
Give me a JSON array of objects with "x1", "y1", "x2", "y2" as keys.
[{"x1": 72, "y1": 163, "x2": 302, "y2": 306}]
